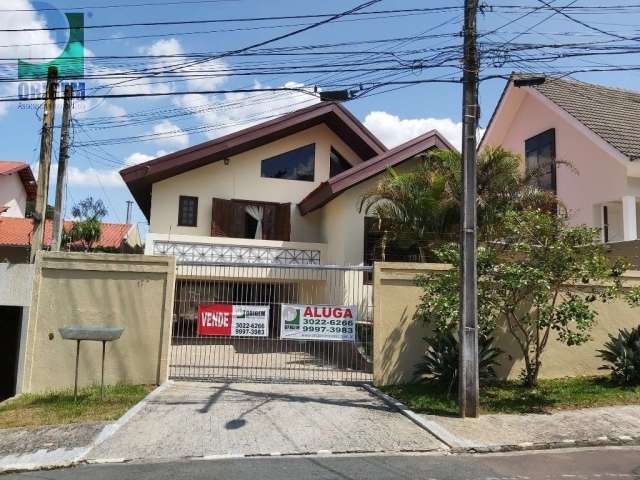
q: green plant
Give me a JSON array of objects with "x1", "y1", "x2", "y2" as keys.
[
  {"x1": 597, "y1": 325, "x2": 640, "y2": 385},
  {"x1": 359, "y1": 146, "x2": 557, "y2": 260},
  {"x1": 65, "y1": 196, "x2": 108, "y2": 251},
  {"x1": 417, "y1": 209, "x2": 640, "y2": 388},
  {"x1": 414, "y1": 331, "x2": 502, "y2": 394}
]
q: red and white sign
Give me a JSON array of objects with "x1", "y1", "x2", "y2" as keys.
[{"x1": 197, "y1": 304, "x2": 269, "y2": 337}]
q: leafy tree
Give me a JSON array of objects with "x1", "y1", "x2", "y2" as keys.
[
  {"x1": 66, "y1": 197, "x2": 108, "y2": 251},
  {"x1": 360, "y1": 147, "x2": 555, "y2": 260},
  {"x1": 418, "y1": 209, "x2": 640, "y2": 387}
]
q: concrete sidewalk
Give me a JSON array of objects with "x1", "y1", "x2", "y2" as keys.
[
  {"x1": 418, "y1": 405, "x2": 640, "y2": 451},
  {"x1": 85, "y1": 382, "x2": 445, "y2": 462}
]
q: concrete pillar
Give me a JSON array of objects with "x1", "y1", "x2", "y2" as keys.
[{"x1": 622, "y1": 195, "x2": 638, "y2": 241}]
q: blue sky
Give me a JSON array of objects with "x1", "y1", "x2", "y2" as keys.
[{"x1": 1, "y1": 0, "x2": 639, "y2": 235}]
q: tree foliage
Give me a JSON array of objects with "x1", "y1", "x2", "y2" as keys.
[
  {"x1": 418, "y1": 209, "x2": 640, "y2": 387},
  {"x1": 360, "y1": 147, "x2": 556, "y2": 260},
  {"x1": 65, "y1": 197, "x2": 108, "y2": 251}
]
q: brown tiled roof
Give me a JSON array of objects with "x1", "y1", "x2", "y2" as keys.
[
  {"x1": 518, "y1": 74, "x2": 640, "y2": 161},
  {"x1": 0, "y1": 217, "x2": 132, "y2": 249},
  {"x1": 0, "y1": 161, "x2": 36, "y2": 200},
  {"x1": 120, "y1": 102, "x2": 387, "y2": 219},
  {"x1": 298, "y1": 130, "x2": 457, "y2": 215}
]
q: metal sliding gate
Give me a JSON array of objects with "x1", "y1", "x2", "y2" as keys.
[{"x1": 169, "y1": 262, "x2": 374, "y2": 383}]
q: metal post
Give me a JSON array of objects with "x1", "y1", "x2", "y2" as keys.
[
  {"x1": 101, "y1": 340, "x2": 106, "y2": 400},
  {"x1": 52, "y1": 84, "x2": 74, "y2": 252},
  {"x1": 74, "y1": 339, "x2": 80, "y2": 401},
  {"x1": 31, "y1": 66, "x2": 59, "y2": 263},
  {"x1": 459, "y1": 0, "x2": 480, "y2": 418}
]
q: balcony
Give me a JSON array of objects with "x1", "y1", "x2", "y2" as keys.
[{"x1": 146, "y1": 233, "x2": 326, "y2": 265}]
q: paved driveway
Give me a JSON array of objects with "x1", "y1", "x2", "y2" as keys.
[{"x1": 86, "y1": 382, "x2": 444, "y2": 461}]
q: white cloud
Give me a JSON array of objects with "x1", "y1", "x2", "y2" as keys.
[
  {"x1": 363, "y1": 111, "x2": 486, "y2": 151},
  {"x1": 124, "y1": 150, "x2": 168, "y2": 167},
  {"x1": 140, "y1": 38, "x2": 183, "y2": 57},
  {"x1": 150, "y1": 120, "x2": 189, "y2": 148},
  {"x1": 175, "y1": 81, "x2": 319, "y2": 139},
  {"x1": 0, "y1": 0, "x2": 63, "y2": 117},
  {"x1": 50, "y1": 163, "x2": 124, "y2": 188},
  {"x1": 138, "y1": 37, "x2": 228, "y2": 91}
]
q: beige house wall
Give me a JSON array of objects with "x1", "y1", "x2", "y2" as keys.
[
  {"x1": 373, "y1": 262, "x2": 640, "y2": 386},
  {"x1": 149, "y1": 124, "x2": 363, "y2": 243},
  {"x1": 20, "y1": 252, "x2": 176, "y2": 394}
]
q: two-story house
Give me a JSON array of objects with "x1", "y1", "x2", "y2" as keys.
[
  {"x1": 121, "y1": 101, "x2": 454, "y2": 268},
  {"x1": 481, "y1": 74, "x2": 640, "y2": 247}
]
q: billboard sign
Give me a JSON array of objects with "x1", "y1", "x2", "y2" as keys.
[
  {"x1": 280, "y1": 304, "x2": 356, "y2": 342},
  {"x1": 197, "y1": 304, "x2": 269, "y2": 337}
]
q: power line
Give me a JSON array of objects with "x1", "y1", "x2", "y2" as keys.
[{"x1": 0, "y1": 6, "x2": 461, "y2": 33}]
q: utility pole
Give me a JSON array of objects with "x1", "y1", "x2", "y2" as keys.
[
  {"x1": 459, "y1": 0, "x2": 480, "y2": 418},
  {"x1": 52, "y1": 84, "x2": 74, "y2": 252},
  {"x1": 31, "y1": 66, "x2": 59, "y2": 263}
]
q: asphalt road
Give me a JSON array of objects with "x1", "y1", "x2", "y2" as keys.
[{"x1": 5, "y1": 447, "x2": 640, "y2": 480}]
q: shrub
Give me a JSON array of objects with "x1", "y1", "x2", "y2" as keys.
[
  {"x1": 414, "y1": 331, "x2": 502, "y2": 394},
  {"x1": 597, "y1": 325, "x2": 640, "y2": 385}
]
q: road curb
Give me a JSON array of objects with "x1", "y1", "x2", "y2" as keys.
[
  {"x1": 457, "y1": 435, "x2": 640, "y2": 454},
  {"x1": 361, "y1": 384, "x2": 640, "y2": 455},
  {"x1": 362, "y1": 384, "x2": 469, "y2": 449}
]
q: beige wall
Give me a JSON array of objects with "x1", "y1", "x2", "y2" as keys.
[
  {"x1": 149, "y1": 124, "x2": 363, "y2": 243},
  {"x1": 321, "y1": 158, "x2": 420, "y2": 266},
  {"x1": 373, "y1": 262, "x2": 640, "y2": 386},
  {"x1": 21, "y1": 252, "x2": 176, "y2": 393}
]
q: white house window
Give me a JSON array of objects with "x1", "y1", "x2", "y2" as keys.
[
  {"x1": 525, "y1": 129, "x2": 556, "y2": 192},
  {"x1": 260, "y1": 144, "x2": 315, "y2": 181}
]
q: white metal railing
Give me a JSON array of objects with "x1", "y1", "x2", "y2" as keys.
[{"x1": 151, "y1": 238, "x2": 322, "y2": 265}]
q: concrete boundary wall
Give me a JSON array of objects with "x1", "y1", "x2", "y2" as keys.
[
  {"x1": 373, "y1": 262, "x2": 640, "y2": 386},
  {"x1": 21, "y1": 252, "x2": 176, "y2": 394}
]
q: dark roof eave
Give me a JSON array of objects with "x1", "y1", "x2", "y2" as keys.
[
  {"x1": 298, "y1": 130, "x2": 457, "y2": 215},
  {"x1": 120, "y1": 102, "x2": 387, "y2": 219}
]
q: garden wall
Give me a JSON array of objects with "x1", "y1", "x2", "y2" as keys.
[
  {"x1": 373, "y1": 262, "x2": 640, "y2": 386},
  {"x1": 20, "y1": 252, "x2": 176, "y2": 393}
]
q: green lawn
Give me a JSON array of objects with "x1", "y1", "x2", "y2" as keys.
[
  {"x1": 381, "y1": 376, "x2": 640, "y2": 416},
  {"x1": 0, "y1": 384, "x2": 153, "y2": 429}
]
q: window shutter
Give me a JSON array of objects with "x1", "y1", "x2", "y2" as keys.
[
  {"x1": 211, "y1": 197, "x2": 235, "y2": 237},
  {"x1": 274, "y1": 202, "x2": 291, "y2": 241}
]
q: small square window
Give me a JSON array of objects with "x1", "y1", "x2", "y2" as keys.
[{"x1": 178, "y1": 196, "x2": 198, "y2": 227}]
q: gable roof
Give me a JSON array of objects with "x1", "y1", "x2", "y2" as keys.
[
  {"x1": 0, "y1": 217, "x2": 134, "y2": 249},
  {"x1": 0, "y1": 161, "x2": 36, "y2": 200},
  {"x1": 120, "y1": 102, "x2": 387, "y2": 219},
  {"x1": 484, "y1": 73, "x2": 640, "y2": 161},
  {"x1": 298, "y1": 130, "x2": 457, "y2": 215}
]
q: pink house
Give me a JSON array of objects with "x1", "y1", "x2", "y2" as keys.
[{"x1": 480, "y1": 74, "x2": 640, "y2": 243}]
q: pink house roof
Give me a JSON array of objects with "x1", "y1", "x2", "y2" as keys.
[{"x1": 0, "y1": 217, "x2": 133, "y2": 248}]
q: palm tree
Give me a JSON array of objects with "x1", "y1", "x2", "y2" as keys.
[{"x1": 360, "y1": 146, "x2": 557, "y2": 260}]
